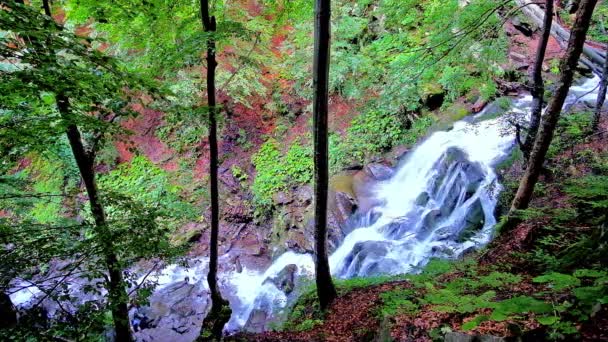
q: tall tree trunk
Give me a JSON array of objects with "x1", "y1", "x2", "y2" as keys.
[
  {"x1": 509, "y1": 0, "x2": 598, "y2": 214},
  {"x1": 198, "y1": 0, "x2": 231, "y2": 340},
  {"x1": 42, "y1": 0, "x2": 51, "y2": 16},
  {"x1": 568, "y1": 0, "x2": 582, "y2": 13},
  {"x1": 592, "y1": 45, "x2": 608, "y2": 132},
  {"x1": 313, "y1": 0, "x2": 337, "y2": 311},
  {"x1": 57, "y1": 95, "x2": 133, "y2": 342},
  {"x1": 522, "y1": 0, "x2": 554, "y2": 163},
  {"x1": 0, "y1": 292, "x2": 17, "y2": 329}
]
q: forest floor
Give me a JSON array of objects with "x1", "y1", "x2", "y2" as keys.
[{"x1": 229, "y1": 116, "x2": 608, "y2": 341}]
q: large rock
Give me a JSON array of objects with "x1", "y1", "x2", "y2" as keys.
[
  {"x1": 457, "y1": 198, "x2": 486, "y2": 242},
  {"x1": 421, "y1": 209, "x2": 442, "y2": 232},
  {"x1": 262, "y1": 264, "x2": 298, "y2": 295},
  {"x1": 329, "y1": 191, "x2": 358, "y2": 228},
  {"x1": 272, "y1": 191, "x2": 293, "y2": 205},
  {"x1": 243, "y1": 309, "x2": 268, "y2": 333},
  {"x1": 342, "y1": 241, "x2": 392, "y2": 276},
  {"x1": 415, "y1": 192, "x2": 430, "y2": 207},
  {"x1": 363, "y1": 163, "x2": 395, "y2": 181},
  {"x1": 294, "y1": 185, "x2": 313, "y2": 206},
  {"x1": 511, "y1": 16, "x2": 533, "y2": 37},
  {"x1": 135, "y1": 281, "x2": 210, "y2": 342}
]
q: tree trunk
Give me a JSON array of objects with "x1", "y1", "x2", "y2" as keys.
[
  {"x1": 509, "y1": 0, "x2": 598, "y2": 214},
  {"x1": 592, "y1": 46, "x2": 608, "y2": 132},
  {"x1": 0, "y1": 292, "x2": 17, "y2": 329},
  {"x1": 313, "y1": 0, "x2": 337, "y2": 312},
  {"x1": 515, "y1": 0, "x2": 605, "y2": 74},
  {"x1": 42, "y1": 0, "x2": 51, "y2": 16},
  {"x1": 198, "y1": 0, "x2": 231, "y2": 340},
  {"x1": 568, "y1": 0, "x2": 582, "y2": 13},
  {"x1": 57, "y1": 95, "x2": 133, "y2": 342},
  {"x1": 522, "y1": 0, "x2": 554, "y2": 163}
]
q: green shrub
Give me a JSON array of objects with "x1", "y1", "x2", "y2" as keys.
[
  {"x1": 251, "y1": 138, "x2": 313, "y2": 216},
  {"x1": 379, "y1": 288, "x2": 419, "y2": 317},
  {"x1": 98, "y1": 156, "x2": 197, "y2": 223},
  {"x1": 329, "y1": 113, "x2": 434, "y2": 171}
]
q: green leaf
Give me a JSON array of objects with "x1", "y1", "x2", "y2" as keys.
[
  {"x1": 537, "y1": 316, "x2": 559, "y2": 325},
  {"x1": 533, "y1": 273, "x2": 581, "y2": 291}
]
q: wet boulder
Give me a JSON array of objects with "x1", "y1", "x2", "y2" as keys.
[
  {"x1": 135, "y1": 281, "x2": 210, "y2": 342},
  {"x1": 421, "y1": 209, "x2": 442, "y2": 232},
  {"x1": 263, "y1": 264, "x2": 298, "y2": 295},
  {"x1": 441, "y1": 179, "x2": 464, "y2": 217},
  {"x1": 415, "y1": 192, "x2": 430, "y2": 207},
  {"x1": 462, "y1": 161, "x2": 485, "y2": 199},
  {"x1": 345, "y1": 241, "x2": 392, "y2": 276},
  {"x1": 456, "y1": 198, "x2": 485, "y2": 243},
  {"x1": 364, "y1": 258, "x2": 402, "y2": 276},
  {"x1": 244, "y1": 309, "x2": 268, "y2": 333},
  {"x1": 364, "y1": 163, "x2": 394, "y2": 181},
  {"x1": 329, "y1": 191, "x2": 358, "y2": 228}
]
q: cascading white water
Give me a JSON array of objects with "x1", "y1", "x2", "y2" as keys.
[
  {"x1": 9, "y1": 76, "x2": 604, "y2": 340},
  {"x1": 223, "y1": 75, "x2": 605, "y2": 332}
]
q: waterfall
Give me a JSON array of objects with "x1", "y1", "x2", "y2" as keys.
[
  {"x1": 8, "y1": 76, "x2": 604, "y2": 339},
  {"x1": 224, "y1": 75, "x2": 604, "y2": 332}
]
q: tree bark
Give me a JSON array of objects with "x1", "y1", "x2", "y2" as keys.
[
  {"x1": 57, "y1": 95, "x2": 133, "y2": 342},
  {"x1": 522, "y1": 0, "x2": 554, "y2": 163},
  {"x1": 592, "y1": 45, "x2": 608, "y2": 131},
  {"x1": 313, "y1": 0, "x2": 337, "y2": 311},
  {"x1": 515, "y1": 0, "x2": 605, "y2": 74},
  {"x1": 42, "y1": 0, "x2": 51, "y2": 17},
  {"x1": 0, "y1": 292, "x2": 17, "y2": 329},
  {"x1": 198, "y1": 0, "x2": 231, "y2": 340},
  {"x1": 509, "y1": 0, "x2": 598, "y2": 214}
]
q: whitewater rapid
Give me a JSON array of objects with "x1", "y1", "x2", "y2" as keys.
[
  {"x1": 9, "y1": 76, "x2": 604, "y2": 338},
  {"x1": 222, "y1": 75, "x2": 604, "y2": 331}
]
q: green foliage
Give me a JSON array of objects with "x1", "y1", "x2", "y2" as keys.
[
  {"x1": 330, "y1": 114, "x2": 434, "y2": 171},
  {"x1": 98, "y1": 155, "x2": 198, "y2": 224},
  {"x1": 533, "y1": 272, "x2": 581, "y2": 291},
  {"x1": 565, "y1": 175, "x2": 608, "y2": 224},
  {"x1": 335, "y1": 274, "x2": 404, "y2": 295},
  {"x1": 283, "y1": 0, "x2": 508, "y2": 114},
  {"x1": 378, "y1": 288, "x2": 419, "y2": 317},
  {"x1": 0, "y1": 3, "x2": 186, "y2": 339},
  {"x1": 548, "y1": 111, "x2": 593, "y2": 159},
  {"x1": 251, "y1": 138, "x2": 313, "y2": 216},
  {"x1": 295, "y1": 319, "x2": 324, "y2": 332},
  {"x1": 231, "y1": 165, "x2": 249, "y2": 183}
]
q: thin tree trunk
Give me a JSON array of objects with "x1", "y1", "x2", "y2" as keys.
[
  {"x1": 0, "y1": 292, "x2": 17, "y2": 329},
  {"x1": 522, "y1": 0, "x2": 554, "y2": 162},
  {"x1": 568, "y1": 0, "x2": 582, "y2": 13},
  {"x1": 42, "y1": 0, "x2": 51, "y2": 16},
  {"x1": 199, "y1": 0, "x2": 231, "y2": 340},
  {"x1": 313, "y1": 0, "x2": 337, "y2": 311},
  {"x1": 57, "y1": 95, "x2": 133, "y2": 342},
  {"x1": 515, "y1": 0, "x2": 605, "y2": 74},
  {"x1": 592, "y1": 43, "x2": 608, "y2": 132},
  {"x1": 509, "y1": 0, "x2": 598, "y2": 214}
]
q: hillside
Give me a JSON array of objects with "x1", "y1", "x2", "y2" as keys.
[{"x1": 1, "y1": 0, "x2": 607, "y2": 341}]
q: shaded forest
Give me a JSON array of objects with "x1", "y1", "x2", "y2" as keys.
[{"x1": 1, "y1": 0, "x2": 607, "y2": 341}]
